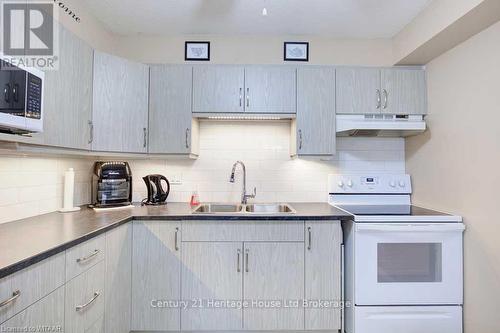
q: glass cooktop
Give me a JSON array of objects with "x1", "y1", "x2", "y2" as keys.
[{"x1": 336, "y1": 205, "x2": 450, "y2": 216}]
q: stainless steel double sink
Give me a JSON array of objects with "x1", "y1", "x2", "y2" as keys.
[{"x1": 192, "y1": 203, "x2": 296, "y2": 214}]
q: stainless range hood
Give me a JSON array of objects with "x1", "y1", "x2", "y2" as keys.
[{"x1": 336, "y1": 114, "x2": 426, "y2": 137}]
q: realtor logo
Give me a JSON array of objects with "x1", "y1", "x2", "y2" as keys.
[{"x1": 1, "y1": 1, "x2": 59, "y2": 69}]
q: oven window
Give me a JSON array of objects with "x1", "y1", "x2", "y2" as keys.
[{"x1": 377, "y1": 243, "x2": 442, "y2": 283}]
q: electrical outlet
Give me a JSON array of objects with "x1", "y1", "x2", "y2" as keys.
[{"x1": 170, "y1": 178, "x2": 182, "y2": 185}]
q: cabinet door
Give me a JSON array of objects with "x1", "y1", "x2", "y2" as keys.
[
  {"x1": 243, "y1": 242, "x2": 304, "y2": 330},
  {"x1": 193, "y1": 66, "x2": 245, "y2": 113},
  {"x1": 149, "y1": 65, "x2": 193, "y2": 154},
  {"x1": 295, "y1": 66, "x2": 336, "y2": 156},
  {"x1": 65, "y1": 261, "x2": 105, "y2": 333},
  {"x1": 381, "y1": 69, "x2": 427, "y2": 115},
  {"x1": 336, "y1": 67, "x2": 381, "y2": 114},
  {"x1": 0, "y1": 287, "x2": 64, "y2": 331},
  {"x1": 105, "y1": 224, "x2": 132, "y2": 333},
  {"x1": 92, "y1": 51, "x2": 149, "y2": 153},
  {"x1": 42, "y1": 24, "x2": 93, "y2": 149},
  {"x1": 181, "y1": 242, "x2": 243, "y2": 331},
  {"x1": 244, "y1": 66, "x2": 296, "y2": 113},
  {"x1": 305, "y1": 221, "x2": 342, "y2": 330},
  {"x1": 131, "y1": 221, "x2": 181, "y2": 331}
]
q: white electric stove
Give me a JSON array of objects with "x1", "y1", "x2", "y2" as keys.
[{"x1": 329, "y1": 174, "x2": 464, "y2": 333}]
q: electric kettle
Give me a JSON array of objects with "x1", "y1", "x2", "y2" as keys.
[{"x1": 142, "y1": 174, "x2": 170, "y2": 205}]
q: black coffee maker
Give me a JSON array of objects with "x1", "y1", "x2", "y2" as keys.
[{"x1": 142, "y1": 174, "x2": 170, "y2": 205}]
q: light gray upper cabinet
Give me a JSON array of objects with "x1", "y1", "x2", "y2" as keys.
[
  {"x1": 336, "y1": 67, "x2": 427, "y2": 115},
  {"x1": 381, "y1": 68, "x2": 427, "y2": 115},
  {"x1": 294, "y1": 66, "x2": 336, "y2": 156},
  {"x1": 244, "y1": 66, "x2": 297, "y2": 113},
  {"x1": 92, "y1": 51, "x2": 149, "y2": 153},
  {"x1": 305, "y1": 221, "x2": 342, "y2": 330},
  {"x1": 105, "y1": 224, "x2": 132, "y2": 333},
  {"x1": 131, "y1": 221, "x2": 181, "y2": 331},
  {"x1": 42, "y1": 24, "x2": 93, "y2": 150},
  {"x1": 243, "y1": 242, "x2": 305, "y2": 330},
  {"x1": 181, "y1": 242, "x2": 243, "y2": 331},
  {"x1": 193, "y1": 66, "x2": 245, "y2": 113},
  {"x1": 336, "y1": 67, "x2": 381, "y2": 114},
  {"x1": 149, "y1": 65, "x2": 198, "y2": 155},
  {"x1": 192, "y1": 65, "x2": 296, "y2": 114}
]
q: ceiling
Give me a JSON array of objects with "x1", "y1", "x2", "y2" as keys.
[{"x1": 81, "y1": 0, "x2": 433, "y2": 38}]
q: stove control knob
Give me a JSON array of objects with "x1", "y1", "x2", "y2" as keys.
[
  {"x1": 337, "y1": 181, "x2": 344, "y2": 188},
  {"x1": 347, "y1": 180, "x2": 353, "y2": 188},
  {"x1": 389, "y1": 181, "x2": 396, "y2": 187},
  {"x1": 399, "y1": 180, "x2": 406, "y2": 188}
]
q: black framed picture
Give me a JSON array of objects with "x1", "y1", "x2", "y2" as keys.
[
  {"x1": 284, "y1": 42, "x2": 309, "y2": 62},
  {"x1": 185, "y1": 41, "x2": 210, "y2": 61}
]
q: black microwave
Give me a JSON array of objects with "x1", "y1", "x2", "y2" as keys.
[{"x1": 0, "y1": 57, "x2": 44, "y2": 133}]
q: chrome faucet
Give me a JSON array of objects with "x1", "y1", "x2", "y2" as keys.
[{"x1": 229, "y1": 161, "x2": 256, "y2": 204}]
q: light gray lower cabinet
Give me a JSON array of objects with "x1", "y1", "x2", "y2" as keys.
[
  {"x1": 192, "y1": 65, "x2": 245, "y2": 113},
  {"x1": 131, "y1": 220, "x2": 181, "y2": 331},
  {"x1": 41, "y1": 23, "x2": 93, "y2": 150},
  {"x1": 293, "y1": 66, "x2": 336, "y2": 156},
  {"x1": 0, "y1": 287, "x2": 65, "y2": 332},
  {"x1": 244, "y1": 66, "x2": 297, "y2": 113},
  {"x1": 105, "y1": 224, "x2": 132, "y2": 333},
  {"x1": 92, "y1": 51, "x2": 149, "y2": 153},
  {"x1": 305, "y1": 221, "x2": 342, "y2": 330},
  {"x1": 65, "y1": 260, "x2": 105, "y2": 333},
  {"x1": 149, "y1": 65, "x2": 199, "y2": 155},
  {"x1": 243, "y1": 242, "x2": 305, "y2": 330},
  {"x1": 381, "y1": 68, "x2": 427, "y2": 115},
  {"x1": 181, "y1": 242, "x2": 244, "y2": 331},
  {"x1": 0, "y1": 252, "x2": 65, "y2": 324}
]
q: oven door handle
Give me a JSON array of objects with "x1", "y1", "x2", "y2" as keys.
[{"x1": 356, "y1": 224, "x2": 465, "y2": 233}]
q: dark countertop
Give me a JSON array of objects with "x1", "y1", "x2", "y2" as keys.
[{"x1": 0, "y1": 202, "x2": 350, "y2": 279}]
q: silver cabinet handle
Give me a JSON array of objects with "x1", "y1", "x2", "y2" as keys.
[
  {"x1": 239, "y1": 88, "x2": 242, "y2": 107},
  {"x1": 237, "y1": 249, "x2": 241, "y2": 273},
  {"x1": 245, "y1": 248, "x2": 249, "y2": 273},
  {"x1": 88, "y1": 121, "x2": 94, "y2": 144},
  {"x1": 298, "y1": 129, "x2": 303, "y2": 150},
  {"x1": 174, "y1": 227, "x2": 179, "y2": 251},
  {"x1": 307, "y1": 227, "x2": 312, "y2": 250},
  {"x1": 246, "y1": 87, "x2": 250, "y2": 108},
  {"x1": 0, "y1": 290, "x2": 20, "y2": 308},
  {"x1": 376, "y1": 89, "x2": 381, "y2": 109},
  {"x1": 143, "y1": 127, "x2": 147, "y2": 148},
  {"x1": 76, "y1": 249, "x2": 100, "y2": 263},
  {"x1": 382, "y1": 89, "x2": 388, "y2": 109},
  {"x1": 185, "y1": 128, "x2": 190, "y2": 149},
  {"x1": 76, "y1": 291, "x2": 100, "y2": 312}
]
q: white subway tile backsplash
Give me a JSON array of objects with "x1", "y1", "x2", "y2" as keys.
[
  {"x1": 0, "y1": 121, "x2": 405, "y2": 224},
  {"x1": 134, "y1": 121, "x2": 405, "y2": 204},
  {"x1": 0, "y1": 157, "x2": 93, "y2": 224}
]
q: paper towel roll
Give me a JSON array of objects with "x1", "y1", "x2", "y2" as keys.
[{"x1": 59, "y1": 168, "x2": 80, "y2": 213}]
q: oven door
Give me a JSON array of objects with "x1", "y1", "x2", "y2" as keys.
[{"x1": 354, "y1": 223, "x2": 464, "y2": 305}]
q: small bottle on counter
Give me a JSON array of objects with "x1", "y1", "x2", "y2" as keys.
[{"x1": 190, "y1": 190, "x2": 200, "y2": 206}]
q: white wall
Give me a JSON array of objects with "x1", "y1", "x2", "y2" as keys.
[
  {"x1": 114, "y1": 35, "x2": 393, "y2": 66},
  {"x1": 406, "y1": 20, "x2": 500, "y2": 333}
]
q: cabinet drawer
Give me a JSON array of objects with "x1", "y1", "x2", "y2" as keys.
[
  {"x1": 0, "y1": 253, "x2": 65, "y2": 324},
  {"x1": 182, "y1": 220, "x2": 304, "y2": 242},
  {"x1": 0, "y1": 287, "x2": 64, "y2": 331},
  {"x1": 65, "y1": 261, "x2": 105, "y2": 333},
  {"x1": 65, "y1": 234, "x2": 105, "y2": 281}
]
